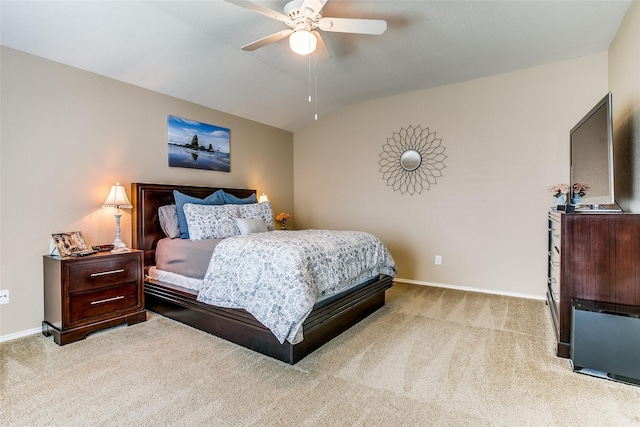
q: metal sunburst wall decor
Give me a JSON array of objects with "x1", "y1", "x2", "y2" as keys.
[{"x1": 378, "y1": 125, "x2": 447, "y2": 195}]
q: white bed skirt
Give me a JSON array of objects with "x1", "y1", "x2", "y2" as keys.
[{"x1": 147, "y1": 266, "x2": 202, "y2": 292}]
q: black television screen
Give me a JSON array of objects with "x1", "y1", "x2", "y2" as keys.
[{"x1": 570, "y1": 92, "x2": 620, "y2": 211}]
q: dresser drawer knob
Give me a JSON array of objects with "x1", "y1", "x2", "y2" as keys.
[
  {"x1": 90, "y1": 295, "x2": 125, "y2": 305},
  {"x1": 90, "y1": 269, "x2": 125, "y2": 277}
]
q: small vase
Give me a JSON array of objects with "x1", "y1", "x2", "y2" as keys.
[
  {"x1": 553, "y1": 194, "x2": 567, "y2": 210},
  {"x1": 572, "y1": 195, "x2": 582, "y2": 205}
]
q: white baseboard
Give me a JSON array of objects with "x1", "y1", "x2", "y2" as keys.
[
  {"x1": 393, "y1": 277, "x2": 546, "y2": 301},
  {"x1": 0, "y1": 327, "x2": 41, "y2": 343},
  {"x1": 1, "y1": 280, "x2": 545, "y2": 342}
]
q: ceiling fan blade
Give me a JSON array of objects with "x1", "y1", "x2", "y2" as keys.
[
  {"x1": 312, "y1": 31, "x2": 331, "y2": 63},
  {"x1": 299, "y1": 0, "x2": 327, "y2": 18},
  {"x1": 318, "y1": 17, "x2": 387, "y2": 35},
  {"x1": 225, "y1": 0, "x2": 291, "y2": 25},
  {"x1": 241, "y1": 29, "x2": 293, "y2": 51}
]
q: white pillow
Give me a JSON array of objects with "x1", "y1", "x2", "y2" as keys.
[
  {"x1": 238, "y1": 201, "x2": 275, "y2": 231},
  {"x1": 236, "y1": 218, "x2": 268, "y2": 235},
  {"x1": 183, "y1": 203, "x2": 240, "y2": 240}
]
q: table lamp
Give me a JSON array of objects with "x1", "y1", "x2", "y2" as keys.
[{"x1": 102, "y1": 182, "x2": 132, "y2": 251}]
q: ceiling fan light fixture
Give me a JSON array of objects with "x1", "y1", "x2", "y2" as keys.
[{"x1": 289, "y1": 30, "x2": 317, "y2": 55}]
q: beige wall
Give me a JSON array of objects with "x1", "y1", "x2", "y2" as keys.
[
  {"x1": 0, "y1": 47, "x2": 293, "y2": 338},
  {"x1": 294, "y1": 53, "x2": 609, "y2": 298},
  {"x1": 609, "y1": 0, "x2": 640, "y2": 213}
]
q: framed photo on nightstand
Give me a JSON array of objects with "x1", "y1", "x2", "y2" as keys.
[{"x1": 51, "y1": 231, "x2": 93, "y2": 257}]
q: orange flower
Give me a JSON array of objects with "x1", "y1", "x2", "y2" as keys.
[{"x1": 275, "y1": 212, "x2": 290, "y2": 222}]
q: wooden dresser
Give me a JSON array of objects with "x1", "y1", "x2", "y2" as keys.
[
  {"x1": 42, "y1": 250, "x2": 146, "y2": 345},
  {"x1": 547, "y1": 211, "x2": 640, "y2": 358}
]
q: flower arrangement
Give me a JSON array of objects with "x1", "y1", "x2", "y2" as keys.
[
  {"x1": 549, "y1": 184, "x2": 570, "y2": 198},
  {"x1": 275, "y1": 212, "x2": 290, "y2": 229},
  {"x1": 548, "y1": 183, "x2": 590, "y2": 198},
  {"x1": 572, "y1": 182, "x2": 590, "y2": 197}
]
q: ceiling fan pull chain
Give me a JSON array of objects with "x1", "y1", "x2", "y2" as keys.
[
  {"x1": 308, "y1": 52, "x2": 312, "y2": 103},
  {"x1": 314, "y1": 54, "x2": 318, "y2": 121}
]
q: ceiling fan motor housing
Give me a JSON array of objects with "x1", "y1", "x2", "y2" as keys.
[{"x1": 285, "y1": 0, "x2": 322, "y2": 32}]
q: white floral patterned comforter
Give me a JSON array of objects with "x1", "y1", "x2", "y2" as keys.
[{"x1": 196, "y1": 230, "x2": 397, "y2": 344}]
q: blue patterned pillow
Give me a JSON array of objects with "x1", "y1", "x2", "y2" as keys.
[
  {"x1": 222, "y1": 191, "x2": 257, "y2": 204},
  {"x1": 174, "y1": 190, "x2": 225, "y2": 239},
  {"x1": 183, "y1": 203, "x2": 240, "y2": 240},
  {"x1": 238, "y1": 201, "x2": 275, "y2": 231}
]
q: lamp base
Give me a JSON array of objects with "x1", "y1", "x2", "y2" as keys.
[
  {"x1": 110, "y1": 247, "x2": 131, "y2": 253},
  {"x1": 111, "y1": 213, "x2": 129, "y2": 252},
  {"x1": 112, "y1": 239, "x2": 129, "y2": 250}
]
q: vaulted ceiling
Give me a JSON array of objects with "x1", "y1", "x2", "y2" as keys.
[{"x1": 0, "y1": 1, "x2": 632, "y2": 131}]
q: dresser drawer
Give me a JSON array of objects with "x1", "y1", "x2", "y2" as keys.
[
  {"x1": 68, "y1": 257, "x2": 140, "y2": 293},
  {"x1": 69, "y1": 283, "x2": 139, "y2": 323}
]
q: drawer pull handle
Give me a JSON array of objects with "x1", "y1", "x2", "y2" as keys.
[
  {"x1": 91, "y1": 295, "x2": 125, "y2": 305},
  {"x1": 90, "y1": 269, "x2": 124, "y2": 277}
]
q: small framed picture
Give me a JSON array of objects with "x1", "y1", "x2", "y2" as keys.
[{"x1": 52, "y1": 231, "x2": 90, "y2": 257}]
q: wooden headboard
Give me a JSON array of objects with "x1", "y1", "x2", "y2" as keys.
[{"x1": 131, "y1": 183, "x2": 256, "y2": 269}]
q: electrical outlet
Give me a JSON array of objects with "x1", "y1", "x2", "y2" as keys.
[
  {"x1": 0, "y1": 289, "x2": 8, "y2": 305},
  {"x1": 435, "y1": 255, "x2": 442, "y2": 265}
]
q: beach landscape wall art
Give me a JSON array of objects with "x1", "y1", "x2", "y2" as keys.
[{"x1": 167, "y1": 115, "x2": 231, "y2": 172}]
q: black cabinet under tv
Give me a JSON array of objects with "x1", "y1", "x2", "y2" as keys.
[
  {"x1": 571, "y1": 299, "x2": 640, "y2": 386},
  {"x1": 547, "y1": 211, "x2": 640, "y2": 358}
]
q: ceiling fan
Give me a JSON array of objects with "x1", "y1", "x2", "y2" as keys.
[{"x1": 226, "y1": 0, "x2": 387, "y2": 62}]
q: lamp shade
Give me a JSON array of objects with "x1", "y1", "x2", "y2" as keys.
[
  {"x1": 258, "y1": 193, "x2": 269, "y2": 203},
  {"x1": 102, "y1": 182, "x2": 132, "y2": 209},
  {"x1": 289, "y1": 30, "x2": 317, "y2": 55}
]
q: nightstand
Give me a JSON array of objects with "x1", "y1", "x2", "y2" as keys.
[{"x1": 42, "y1": 250, "x2": 146, "y2": 345}]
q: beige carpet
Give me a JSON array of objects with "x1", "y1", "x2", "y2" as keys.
[{"x1": 2, "y1": 282, "x2": 640, "y2": 426}]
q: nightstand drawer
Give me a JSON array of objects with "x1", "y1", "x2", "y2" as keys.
[
  {"x1": 69, "y1": 283, "x2": 139, "y2": 323},
  {"x1": 68, "y1": 257, "x2": 139, "y2": 293}
]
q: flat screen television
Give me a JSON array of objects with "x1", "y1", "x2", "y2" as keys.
[{"x1": 570, "y1": 92, "x2": 621, "y2": 212}]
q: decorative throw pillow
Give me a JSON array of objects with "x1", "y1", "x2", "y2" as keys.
[
  {"x1": 183, "y1": 203, "x2": 240, "y2": 240},
  {"x1": 158, "y1": 204, "x2": 180, "y2": 239},
  {"x1": 238, "y1": 201, "x2": 275, "y2": 231},
  {"x1": 222, "y1": 191, "x2": 257, "y2": 205},
  {"x1": 174, "y1": 190, "x2": 225, "y2": 239},
  {"x1": 235, "y1": 218, "x2": 268, "y2": 235}
]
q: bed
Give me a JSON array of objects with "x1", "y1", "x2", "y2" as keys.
[{"x1": 131, "y1": 182, "x2": 395, "y2": 364}]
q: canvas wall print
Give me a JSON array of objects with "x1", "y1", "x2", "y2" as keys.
[{"x1": 167, "y1": 115, "x2": 231, "y2": 172}]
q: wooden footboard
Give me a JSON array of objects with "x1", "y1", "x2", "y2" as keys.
[{"x1": 144, "y1": 275, "x2": 393, "y2": 364}]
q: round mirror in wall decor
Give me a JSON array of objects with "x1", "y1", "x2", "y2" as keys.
[
  {"x1": 400, "y1": 149, "x2": 422, "y2": 171},
  {"x1": 378, "y1": 125, "x2": 447, "y2": 195}
]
